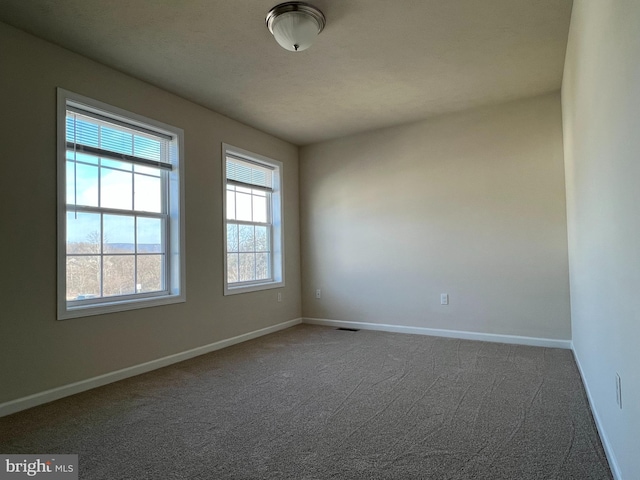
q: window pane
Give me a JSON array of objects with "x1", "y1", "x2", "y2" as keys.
[
  {"x1": 74, "y1": 163, "x2": 99, "y2": 207},
  {"x1": 134, "y1": 163, "x2": 160, "y2": 177},
  {"x1": 80, "y1": 152, "x2": 99, "y2": 164},
  {"x1": 227, "y1": 253, "x2": 239, "y2": 283},
  {"x1": 101, "y1": 168, "x2": 132, "y2": 210},
  {"x1": 226, "y1": 188, "x2": 236, "y2": 221},
  {"x1": 255, "y1": 226, "x2": 269, "y2": 252},
  {"x1": 134, "y1": 174, "x2": 162, "y2": 212},
  {"x1": 137, "y1": 255, "x2": 163, "y2": 293},
  {"x1": 66, "y1": 256, "x2": 101, "y2": 300},
  {"x1": 236, "y1": 192, "x2": 252, "y2": 221},
  {"x1": 103, "y1": 214, "x2": 135, "y2": 253},
  {"x1": 137, "y1": 217, "x2": 163, "y2": 253},
  {"x1": 101, "y1": 158, "x2": 132, "y2": 171},
  {"x1": 70, "y1": 151, "x2": 99, "y2": 165},
  {"x1": 256, "y1": 253, "x2": 270, "y2": 280},
  {"x1": 67, "y1": 212, "x2": 101, "y2": 254},
  {"x1": 227, "y1": 224, "x2": 239, "y2": 253},
  {"x1": 103, "y1": 255, "x2": 135, "y2": 296},
  {"x1": 239, "y1": 253, "x2": 255, "y2": 282},
  {"x1": 239, "y1": 225, "x2": 255, "y2": 252},
  {"x1": 252, "y1": 193, "x2": 267, "y2": 223}
]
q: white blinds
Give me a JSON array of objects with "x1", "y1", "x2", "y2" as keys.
[
  {"x1": 66, "y1": 106, "x2": 173, "y2": 170},
  {"x1": 226, "y1": 154, "x2": 274, "y2": 190}
]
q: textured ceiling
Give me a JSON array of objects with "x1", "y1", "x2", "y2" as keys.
[{"x1": 0, "y1": 0, "x2": 573, "y2": 145}]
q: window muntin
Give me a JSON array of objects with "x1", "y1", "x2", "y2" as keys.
[
  {"x1": 223, "y1": 146, "x2": 284, "y2": 294},
  {"x1": 58, "y1": 89, "x2": 185, "y2": 319}
]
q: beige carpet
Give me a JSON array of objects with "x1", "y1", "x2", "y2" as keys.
[{"x1": 0, "y1": 324, "x2": 612, "y2": 479}]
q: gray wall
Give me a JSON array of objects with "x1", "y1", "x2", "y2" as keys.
[
  {"x1": 0, "y1": 22, "x2": 301, "y2": 404},
  {"x1": 300, "y1": 93, "x2": 571, "y2": 340},
  {"x1": 562, "y1": 1, "x2": 640, "y2": 477}
]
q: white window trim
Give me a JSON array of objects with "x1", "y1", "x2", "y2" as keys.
[
  {"x1": 222, "y1": 143, "x2": 285, "y2": 295},
  {"x1": 57, "y1": 88, "x2": 186, "y2": 319}
]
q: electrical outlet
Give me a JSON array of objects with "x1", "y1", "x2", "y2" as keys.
[
  {"x1": 616, "y1": 373, "x2": 622, "y2": 409},
  {"x1": 277, "y1": 292, "x2": 282, "y2": 302},
  {"x1": 315, "y1": 289, "x2": 321, "y2": 299},
  {"x1": 440, "y1": 293, "x2": 449, "y2": 305}
]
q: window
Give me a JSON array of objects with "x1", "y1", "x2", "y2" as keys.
[
  {"x1": 57, "y1": 89, "x2": 185, "y2": 319},
  {"x1": 223, "y1": 144, "x2": 284, "y2": 294}
]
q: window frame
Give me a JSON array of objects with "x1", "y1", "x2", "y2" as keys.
[
  {"x1": 57, "y1": 88, "x2": 185, "y2": 320},
  {"x1": 222, "y1": 143, "x2": 285, "y2": 295}
]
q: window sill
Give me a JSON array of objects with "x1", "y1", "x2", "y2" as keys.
[
  {"x1": 58, "y1": 293, "x2": 186, "y2": 320},
  {"x1": 224, "y1": 280, "x2": 284, "y2": 296}
]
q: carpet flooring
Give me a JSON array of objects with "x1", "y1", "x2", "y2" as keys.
[{"x1": 0, "y1": 324, "x2": 612, "y2": 479}]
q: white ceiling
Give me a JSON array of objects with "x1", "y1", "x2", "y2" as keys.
[{"x1": 0, "y1": 0, "x2": 573, "y2": 145}]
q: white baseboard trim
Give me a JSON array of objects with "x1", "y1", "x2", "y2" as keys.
[
  {"x1": 0, "y1": 317, "x2": 302, "y2": 418},
  {"x1": 572, "y1": 346, "x2": 622, "y2": 480},
  {"x1": 302, "y1": 317, "x2": 572, "y2": 349}
]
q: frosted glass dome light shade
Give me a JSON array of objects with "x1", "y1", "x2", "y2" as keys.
[
  {"x1": 271, "y1": 11, "x2": 318, "y2": 51},
  {"x1": 266, "y1": 2, "x2": 326, "y2": 52}
]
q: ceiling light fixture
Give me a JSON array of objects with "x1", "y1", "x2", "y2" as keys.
[{"x1": 266, "y1": 2, "x2": 326, "y2": 52}]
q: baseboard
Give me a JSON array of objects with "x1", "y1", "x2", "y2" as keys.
[
  {"x1": 302, "y1": 317, "x2": 572, "y2": 349},
  {"x1": 572, "y1": 345, "x2": 622, "y2": 480},
  {"x1": 0, "y1": 318, "x2": 302, "y2": 418}
]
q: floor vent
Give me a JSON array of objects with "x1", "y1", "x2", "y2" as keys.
[{"x1": 336, "y1": 327, "x2": 360, "y2": 332}]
